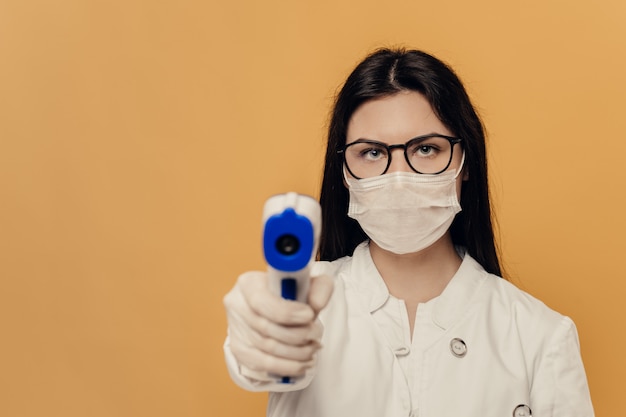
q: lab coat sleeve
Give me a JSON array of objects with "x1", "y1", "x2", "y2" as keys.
[
  {"x1": 223, "y1": 334, "x2": 316, "y2": 393},
  {"x1": 530, "y1": 316, "x2": 594, "y2": 417}
]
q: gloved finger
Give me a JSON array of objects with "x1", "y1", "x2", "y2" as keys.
[
  {"x1": 238, "y1": 271, "x2": 315, "y2": 325},
  {"x1": 229, "y1": 336, "x2": 316, "y2": 377},
  {"x1": 253, "y1": 316, "x2": 322, "y2": 346},
  {"x1": 250, "y1": 318, "x2": 323, "y2": 361},
  {"x1": 254, "y1": 335, "x2": 321, "y2": 361},
  {"x1": 224, "y1": 281, "x2": 321, "y2": 346},
  {"x1": 307, "y1": 274, "x2": 334, "y2": 316}
]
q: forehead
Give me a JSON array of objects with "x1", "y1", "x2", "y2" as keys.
[{"x1": 346, "y1": 91, "x2": 452, "y2": 143}]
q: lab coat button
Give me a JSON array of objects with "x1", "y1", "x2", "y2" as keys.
[
  {"x1": 394, "y1": 346, "x2": 410, "y2": 356},
  {"x1": 513, "y1": 404, "x2": 532, "y2": 417},
  {"x1": 450, "y1": 338, "x2": 467, "y2": 357}
]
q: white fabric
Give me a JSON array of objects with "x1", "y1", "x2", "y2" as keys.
[
  {"x1": 345, "y1": 169, "x2": 462, "y2": 254},
  {"x1": 224, "y1": 242, "x2": 594, "y2": 417}
]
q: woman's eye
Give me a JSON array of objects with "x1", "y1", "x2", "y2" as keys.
[
  {"x1": 416, "y1": 145, "x2": 436, "y2": 156},
  {"x1": 360, "y1": 148, "x2": 385, "y2": 159}
]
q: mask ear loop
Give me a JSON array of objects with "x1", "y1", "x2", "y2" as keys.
[
  {"x1": 453, "y1": 151, "x2": 466, "y2": 180},
  {"x1": 342, "y1": 165, "x2": 349, "y2": 182},
  {"x1": 342, "y1": 165, "x2": 359, "y2": 189},
  {"x1": 342, "y1": 165, "x2": 351, "y2": 184}
]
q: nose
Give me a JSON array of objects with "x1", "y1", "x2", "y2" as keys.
[{"x1": 386, "y1": 147, "x2": 413, "y2": 173}]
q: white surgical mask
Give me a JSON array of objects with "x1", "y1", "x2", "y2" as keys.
[{"x1": 345, "y1": 156, "x2": 464, "y2": 255}]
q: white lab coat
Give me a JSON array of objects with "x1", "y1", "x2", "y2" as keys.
[{"x1": 225, "y1": 242, "x2": 594, "y2": 417}]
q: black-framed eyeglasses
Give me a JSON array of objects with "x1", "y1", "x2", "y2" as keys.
[{"x1": 337, "y1": 134, "x2": 462, "y2": 179}]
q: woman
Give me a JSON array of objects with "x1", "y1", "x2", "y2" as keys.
[{"x1": 223, "y1": 48, "x2": 594, "y2": 416}]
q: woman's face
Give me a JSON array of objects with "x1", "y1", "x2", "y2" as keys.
[{"x1": 345, "y1": 90, "x2": 466, "y2": 194}]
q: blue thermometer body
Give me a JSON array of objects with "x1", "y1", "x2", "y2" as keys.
[{"x1": 264, "y1": 207, "x2": 314, "y2": 300}]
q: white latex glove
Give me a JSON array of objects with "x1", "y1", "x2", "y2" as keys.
[{"x1": 223, "y1": 271, "x2": 334, "y2": 381}]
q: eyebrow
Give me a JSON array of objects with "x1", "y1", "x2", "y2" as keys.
[{"x1": 348, "y1": 132, "x2": 450, "y2": 144}]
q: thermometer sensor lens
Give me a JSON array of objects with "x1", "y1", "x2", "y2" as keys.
[{"x1": 275, "y1": 234, "x2": 300, "y2": 255}]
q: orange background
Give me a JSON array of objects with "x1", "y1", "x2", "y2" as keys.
[{"x1": 0, "y1": 0, "x2": 624, "y2": 415}]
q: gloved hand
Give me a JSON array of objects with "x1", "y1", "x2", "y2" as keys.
[{"x1": 223, "y1": 271, "x2": 334, "y2": 381}]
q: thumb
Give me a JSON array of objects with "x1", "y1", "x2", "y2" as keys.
[{"x1": 307, "y1": 274, "x2": 334, "y2": 316}]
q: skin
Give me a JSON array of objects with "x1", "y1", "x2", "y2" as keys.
[{"x1": 345, "y1": 91, "x2": 467, "y2": 339}]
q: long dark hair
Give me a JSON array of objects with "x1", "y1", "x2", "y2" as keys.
[{"x1": 318, "y1": 47, "x2": 503, "y2": 277}]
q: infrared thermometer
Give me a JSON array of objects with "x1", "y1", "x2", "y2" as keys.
[
  {"x1": 263, "y1": 192, "x2": 321, "y2": 304},
  {"x1": 262, "y1": 192, "x2": 321, "y2": 383}
]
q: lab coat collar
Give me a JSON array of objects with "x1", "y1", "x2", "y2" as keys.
[
  {"x1": 431, "y1": 252, "x2": 488, "y2": 330},
  {"x1": 348, "y1": 242, "x2": 489, "y2": 330},
  {"x1": 347, "y1": 242, "x2": 391, "y2": 313}
]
